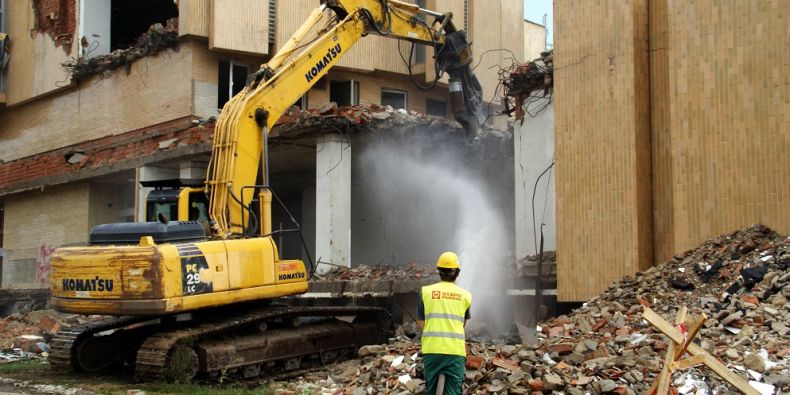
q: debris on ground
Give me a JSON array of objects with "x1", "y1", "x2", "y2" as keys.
[
  {"x1": 264, "y1": 224, "x2": 790, "y2": 394},
  {"x1": 62, "y1": 18, "x2": 179, "y2": 82},
  {"x1": 0, "y1": 310, "x2": 106, "y2": 361}
]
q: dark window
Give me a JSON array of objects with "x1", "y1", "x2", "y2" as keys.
[
  {"x1": 218, "y1": 61, "x2": 250, "y2": 109},
  {"x1": 330, "y1": 80, "x2": 359, "y2": 106},
  {"x1": 293, "y1": 94, "x2": 308, "y2": 109},
  {"x1": 110, "y1": 0, "x2": 178, "y2": 51},
  {"x1": 426, "y1": 99, "x2": 448, "y2": 117},
  {"x1": 381, "y1": 89, "x2": 407, "y2": 110}
]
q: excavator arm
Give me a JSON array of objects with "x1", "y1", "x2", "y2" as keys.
[{"x1": 207, "y1": 0, "x2": 485, "y2": 238}]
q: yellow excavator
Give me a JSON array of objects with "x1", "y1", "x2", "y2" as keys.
[{"x1": 48, "y1": 0, "x2": 484, "y2": 381}]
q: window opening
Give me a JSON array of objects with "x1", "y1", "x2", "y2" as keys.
[
  {"x1": 381, "y1": 89, "x2": 407, "y2": 110},
  {"x1": 426, "y1": 99, "x2": 448, "y2": 117},
  {"x1": 293, "y1": 94, "x2": 308, "y2": 109},
  {"x1": 110, "y1": 0, "x2": 177, "y2": 51},
  {"x1": 188, "y1": 192, "x2": 209, "y2": 222},
  {"x1": 330, "y1": 80, "x2": 359, "y2": 106},
  {"x1": 218, "y1": 61, "x2": 250, "y2": 109}
]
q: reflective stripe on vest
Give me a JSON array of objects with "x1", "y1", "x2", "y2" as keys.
[{"x1": 420, "y1": 281, "x2": 472, "y2": 356}]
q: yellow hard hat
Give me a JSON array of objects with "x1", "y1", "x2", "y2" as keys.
[{"x1": 436, "y1": 251, "x2": 460, "y2": 269}]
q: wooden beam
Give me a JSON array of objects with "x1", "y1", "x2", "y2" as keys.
[{"x1": 642, "y1": 307, "x2": 761, "y2": 395}]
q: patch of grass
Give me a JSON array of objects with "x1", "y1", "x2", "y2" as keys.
[
  {"x1": 0, "y1": 360, "x2": 49, "y2": 373},
  {"x1": 120, "y1": 383, "x2": 274, "y2": 395}
]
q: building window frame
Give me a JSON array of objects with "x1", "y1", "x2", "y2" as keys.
[
  {"x1": 381, "y1": 88, "x2": 407, "y2": 110},
  {"x1": 293, "y1": 94, "x2": 308, "y2": 109},
  {"x1": 330, "y1": 79, "x2": 359, "y2": 106},
  {"x1": 218, "y1": 60, "x2": 251, "y2": 110},
  {"x1": 426, "y1": 98, "x2": 448, "y2": 118}
]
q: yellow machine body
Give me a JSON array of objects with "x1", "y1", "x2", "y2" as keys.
[
  {"x1": 50, "y1": 236, "x2": 307, "y2": 315},
  {"x1": 49, "y1": 0, "x2": 482, "y2": 318}
]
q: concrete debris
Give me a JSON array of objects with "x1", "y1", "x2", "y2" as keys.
[
  {"x1": 273, "y1": 104, "x2": 507, "y2": 142},
  {"x1": 0, "y1": 309, "x2": 106, "y2": 359},
  {"x1": 62, "y1": 18, "x2": 179, "y2": 82},
  {"x1": 514, "y1": 250, "x2": 557, "y2": 278},
  {"x1": 318, "y1": 261, "x2": 435, "y2": 281},
  {"x1": 264, "y1": 224, "x2": 790, "y2": 394},
  {"x1": 501, "y1": 50, "x2": 553, "y2": 123}
]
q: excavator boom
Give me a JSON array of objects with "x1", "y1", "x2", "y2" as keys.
[{"x1": 207, "y1": 0, "x2": 485, "y2": 237}]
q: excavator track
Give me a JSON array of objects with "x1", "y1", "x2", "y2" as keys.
[
  {"x1": 50, "y1": 305, "x2": 392, "y2": 382},
  {"x1": 135, "y1": 305, "x2": 391, "y2": 382},
  {"x1": 49, "y1": 316, "x2": 156, "y2": 373}
]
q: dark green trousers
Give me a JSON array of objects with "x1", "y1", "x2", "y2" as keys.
[{"x1": 423, "y1": 354, "x2": 465, "y2": 395}]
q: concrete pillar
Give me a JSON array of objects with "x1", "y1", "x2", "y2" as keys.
[
  {"x1": 514, "y1": 104, "x2": 556, "y2": 260},
  {"x1": 179, "y1": 161, "x2": 207, "y2": 181},
  {"x1": 135, "y1": 165, "x2": 178, "y2": 221},
  {"x1": 315, "y1": 135, "x2": 351, "y2": 272}
]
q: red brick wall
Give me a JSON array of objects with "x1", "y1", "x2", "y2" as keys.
[
  {"x1": 0, "y1": 117, "x2": 213, "y2": 194},
  {"x1": 32, "y1": 0, "x2": 77, "y2": 53}
]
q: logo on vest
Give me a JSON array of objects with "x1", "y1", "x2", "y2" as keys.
[{"x1": 431, "y1": 290, "x2": 441, "y2": 299}]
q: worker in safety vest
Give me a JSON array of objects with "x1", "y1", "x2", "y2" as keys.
[{"x1": 417, "y1": 251, "x2": 472, "y2": 395}]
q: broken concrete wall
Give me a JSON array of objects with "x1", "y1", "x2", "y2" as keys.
[
  {"x1": 4, "y1": 0, "x2": 78, "y2": 105},
  {"x1": 514, "y1": 103, "x2": 555, "y2": 260},
  {"x1": 1, "y1": 183, "x2": 90, "y2": 290}
]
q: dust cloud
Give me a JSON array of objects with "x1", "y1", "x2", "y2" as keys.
[{"x1": 358, "y1": 134, "x2": 511, "y2": 327}]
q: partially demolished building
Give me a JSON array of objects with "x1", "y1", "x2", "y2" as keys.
[{"x1": 0, "y1": 0, "x2": 538, "y2": 294}]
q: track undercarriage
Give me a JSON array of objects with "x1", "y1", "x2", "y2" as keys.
[{"x1": 49, "y1": 305, "x2": 393, "y2": 382}]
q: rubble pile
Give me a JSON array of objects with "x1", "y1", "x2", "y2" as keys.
[
  {"x1": 273, "y1": 103, "x2": 508, "y2": 143},
  {"x1": 318, "y1": 261, "x2": 436, "y2": 281},
  {"x1": 502, "y1": 50, "x2": 553, "y2": 123},
  {"x1": 514, "y1": 251, "x2": 557, "y2": 278},
  {"x1": 266, "y1": 225, "x2": 789, "y2": 394},
  {"x1": 0, "y1": 309, "x2": 103, "y2": 361},
  {"x1": 62, "y1": 18, "x2": 179, "y2": 82}
]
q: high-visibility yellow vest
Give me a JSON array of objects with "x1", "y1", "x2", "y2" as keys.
[{"x1": 420, "y1": 281, "x2": 472, "y2": 356}]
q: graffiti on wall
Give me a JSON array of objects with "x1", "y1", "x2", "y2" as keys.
[{"x1": 35, "y1": 244, "x2": 56, "y2": 286}]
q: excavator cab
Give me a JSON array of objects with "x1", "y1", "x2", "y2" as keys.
[{"x1": 142, "y1": 181, "x2": 209, "y2": 223}]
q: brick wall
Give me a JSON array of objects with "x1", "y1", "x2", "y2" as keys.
[
  {"x1": 554, "y1": 0, "x2": 652, "y2": 302},
  {"x1": 2, "y1": 183, "x2": 89, "y2": 289},
  {"x1": 555, "y1": 0, "x2": 790, "y2": 301},
  {"x1": 0, "y1": 118, "x2": 212, "y2": 196},
  {"x1": 32, "y1": 0, "x2": 77, "y2": 53}
]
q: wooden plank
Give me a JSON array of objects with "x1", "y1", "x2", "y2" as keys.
[
  {"x1": 656, "y1": 306, "x2": 686, "y2": 395},
  {"x1": 643, "y1": 307, "x2": 761, "y2": 395},
  {"x1": 209, "y1": 0, "x2": 269, "y2": 55},
  {"x1": 674, "y1": 354, "x2": 705, "y2": 371}
]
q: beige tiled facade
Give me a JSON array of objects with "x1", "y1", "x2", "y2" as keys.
[{"x1": 555, "y1": 0, "x2": 790, "y2": 301}]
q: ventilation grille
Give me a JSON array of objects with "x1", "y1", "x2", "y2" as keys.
[{"x1": 268, "y1": 0, "x2": 276, "y2": 43}]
